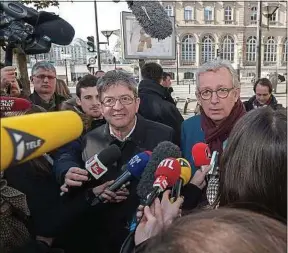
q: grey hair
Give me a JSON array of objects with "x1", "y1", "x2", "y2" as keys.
[
  {"x1": 195, "y1": 59, "x2": 240, "y2": 89},
  {"x1": 31, "y1": 61, "x2": 56, "y2": 76},
  {"x1": 97, "y1": 70, "x2": 138, "y2": 98}
]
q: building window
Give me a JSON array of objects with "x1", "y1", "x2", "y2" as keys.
[
  {"x1": 181, "y1": 35, "x2": 196, "y2": 63},
  {"x1": 184, "y1": 72, "x2": 194, "y2": 79},
  {"x1": 269, "y1": 12, "x2": 277, "y2": 22},
  {"x1": 220, "y1": 35, "x2": 235, "y2": 62},
  {"x1": 165, "y1": 5, "x2": 173, "y2": 16},
  {"x1": 201, "y1": 35, "x2": 215, "y2": 63},
  {"x1": 184, "y1": 6, "x2": 193, "y2": 20},
  {"x1": 283, "y1": 38, "x2": 288, "y2": 62},
  {"x1": 264, "y1": 36, "x2": 277, "y2": 62},
  {"x1": 224, "y1": 6, "x2": 233, "y2": 24},
  {"x1": 169, "y1": 72, "x2": 175, "y2": 80},
  {"x1": 204, "y1": 6, "x2": 213, "y2": 21},
  {"x1": 250, "y1": 6, "x2": 257, "y2": 24},
  {"x1": 246, "y1": 36, "x2": 257, "y2": 61}
]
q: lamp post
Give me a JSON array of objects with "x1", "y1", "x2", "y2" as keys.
[{"x1": 61, "y1": 48, "x2": 69, "y2": 85}]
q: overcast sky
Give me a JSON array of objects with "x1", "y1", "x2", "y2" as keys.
[{"x1": 45, "y1": 1, "x2": 130, "y2": 49}]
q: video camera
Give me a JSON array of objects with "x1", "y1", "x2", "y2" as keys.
[{"x1": 0, "y1": 1, "x2": 75, "y2": 65}]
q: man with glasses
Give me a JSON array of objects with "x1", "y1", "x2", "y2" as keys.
[
  {"x1": 180, "y1": 59, "x2": 246, "y2": 207},
  {"x1": 30, "y1": 61, "x2": 66, "y2": 111},
  {"x1": 58, "y1": 70, "x2": 175, "y2": 253}
]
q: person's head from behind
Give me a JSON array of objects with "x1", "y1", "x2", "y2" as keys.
[
  {"x1": 76, "y1": 74, "x2": 101, "y2": 119},
  {"x1": 31, "y1": 61, "x2": 57, "y2": 96},
  {"x1": 56, "y1": 79, "x2": 71, "y2": 100},
  {"x1": 162, "y1": 72, "x2": 172, "y2": 88},
  {"x1": 97, "y1": 70, "x2": 139, "y2": 133},
  {"x1": 144, "y1": 208, "x2": 287, "y2": 253},
  {"x1": 219, "y1": 107, "x2": 287, "y2": 220},
  {"x1": 253, "y1": 78, "x2": 272, "y2": 105},
  {"x1": 141, "y1": 62, "x2": 163, "y2": 84},
  {"x1": 195, "y1": 59, "x2": 240, "y2": 124},
  {"x1": 95, "y1": 70, "x2": 105, "y2": 78}
]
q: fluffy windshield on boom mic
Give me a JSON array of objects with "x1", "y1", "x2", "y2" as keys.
[
  {"x1": 191, "y1": 142, "x2": 211, "y2": 167},
  {"x1": 126, "y1": 0, "x2": 173, "y2": 40},
  {"x1": 137, "y1": 141, "x2": 181, "y2": 200},
  {"x1": 0, "y1": 97, "x2": 32, "y2": 112}
]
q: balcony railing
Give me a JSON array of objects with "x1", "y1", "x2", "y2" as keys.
[
  {"x1": 160, "y1": 60, "x2": 176, "y2": 65},
  {"x1": 181, "y1": 60, "x2": 196, "y2": 66}
]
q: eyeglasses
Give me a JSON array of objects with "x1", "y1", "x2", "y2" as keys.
[
  {"x1": 198, "y1": 87, "x2": 235, "y2": 100},
  {"x1": 101, "y1": 95, "x2": 135, "y2": 107},
  {"x1": 34, "y1": 75, "x2": 56, "y2": 80}
]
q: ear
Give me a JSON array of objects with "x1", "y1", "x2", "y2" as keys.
[
  {"x1": 195, "y1": 91, "x2": 202, "y2": 106},
  {"x1": 76, "y1": 97, "x2": 81, "y2": 106},
  {"x1": 234, "y1": 88, "x2": 240, "y2": 102},
  {"x1": 135, "y1": 97, "x2": 140, "y2": 113}
]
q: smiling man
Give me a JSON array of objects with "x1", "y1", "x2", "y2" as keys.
[{"x1": 29, "y1": 61, "x2": 66, "y2": 111}]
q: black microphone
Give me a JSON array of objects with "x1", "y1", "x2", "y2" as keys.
[
  {"x1": 136, "y1": 141, "x2": 182, "y2": 201},
  {"x1": 126, "y1": 1, "x2": 173, "y2": 40}
]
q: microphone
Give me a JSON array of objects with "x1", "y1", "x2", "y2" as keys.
[
  {"x1": 136, "y1": 141, "x2": 182, "y2": 201},
  {"x1": 91, "y1": 151, "x2": 152, "y2": 206},
  {"x1": 0, "y1": 96, "x2": 32, "y2": 112},
  {"x1": 85, "y1": 144, "x2": 122, "y2": 180},
  {"x1": 1, "y1": 111, "x2": 83, "y2": 171},
  {"x1": 170, "y1": 158, "x2": 192, "y2": 202},
  {"x1": 144, "y1": 157, "x2": 181, "y2": 206},
  {"x1": 126, "y1": 0, "x2": 173, "y2": 40},
  {"x1": 191, "y1": 142, "x2": 211, "y2": 167}
]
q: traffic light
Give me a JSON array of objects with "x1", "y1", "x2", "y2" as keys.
[{"x1": 87, "y1": 36, "x2": 96, "y2": 52}]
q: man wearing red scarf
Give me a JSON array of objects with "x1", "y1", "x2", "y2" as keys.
[{"x1": 181, "y1": 59, "x2": 246, "y2": 206}]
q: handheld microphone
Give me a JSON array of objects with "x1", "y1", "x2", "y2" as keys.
[
  {"x1": 137, "y1": 141, "x2": 182, "y2": 201},
  {"x1": 1, "y1": 111, "x2": 83, "y2": 171},
  {"x1": 191, "y1": 142, "x2": 211, "y2": 167},
  {"x1": 170, "y1": 158, "x2": 192, "y2": 202},
  {"x1": 144, "y1": 157, "x2": 181, "y2": 206},
  {"x1": 92, "y1": 151, "x2": 152, "y2": 206},
  {"x1": 0, "y1": 97, "x2": 32, "y2": 112},
  {"x1": 126, "y1": 0, "x2": 173, "y2": 40},
  {"x1": 85, "y1": 144, "x2": 122, "y2": 180}
]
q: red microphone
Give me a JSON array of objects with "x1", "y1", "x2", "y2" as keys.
[
  {"x1": 144, "y1": 157, "x2": 181, "y2": 206},
  {"x1": 191, "y1": 142, "x2": 211, "y2": 167},
  {"x1": 0, "y1": 97, "x2": 32, "y2": 112}
]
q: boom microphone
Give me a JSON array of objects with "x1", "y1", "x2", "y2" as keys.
[
  {"x1": 0, "y1": 96, "x2": 32, "y2": 112},
  {"x1": 144, "y1": 157, "x2": 181, "y2": 206},
  {"x1": 170, "y1": 158, "x2": 192, "y2": 202},
  {"x1": 191, "y1": 142, "x2": 211, "y2": 167},
  {"x1": 137, "y1": 141, "x2": 182, "y2": 200},
  {"x1": 126, "y1": 0, "x2": 173, "y2": 40},
  {"x1": 1, "y1": 111, "x2": 83, "y2": 171},
  {"x1": 85, "y1": 144, "x2": 122, "y2": 180},
  {"x1": 92, "y1": 151, "x2": 152, "y2": 206}
]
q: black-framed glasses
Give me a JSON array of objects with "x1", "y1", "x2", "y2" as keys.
[
  {"x1": 101, "y1": 95, "x2": 135, "y2": 107},
  {"x1": 34, "y1": 75, "x2": 56, "y2": 80},
  {"x1": 198, "y1": 87, "x2": 235, "y2": 100}
]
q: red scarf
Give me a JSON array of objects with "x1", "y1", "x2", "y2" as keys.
[{"x1": 201, "y1": 99, "x2": 246, "y2": 155}]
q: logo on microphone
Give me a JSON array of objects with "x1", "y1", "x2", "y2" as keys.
[
  {"x1": 85, "y1": 155, "x2": 108, "y2": 179},
  {"x1": 0, "y1": 99, "x2": 14, "y2": 111},
  {"x1": 128, "y1": 154, "x2": 141, "y2": 167},
  {"x1": 4, "y1": 127, "x2": 45, "y2": 164}
]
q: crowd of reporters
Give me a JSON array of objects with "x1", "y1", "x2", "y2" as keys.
[{"x1": 0, "y1": 59, "x2": 286, "y2": 253}]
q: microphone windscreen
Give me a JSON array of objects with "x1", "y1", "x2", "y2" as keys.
[
  {"x1": 126, "y1": 0, "x2": 173, "y2": 40},
  {"x1": 155, "y1": 158, "x2": 181, "y2": 187},
  {"x1": 191, "y1": 142, "x2": 211, "y2": 167},
  {"x1": 176, "y1": 158, "x2": 192, "y2": 185},
  {"x1": 137, "y1": 141, "x2": 181, "y2": 199},
  {"x1": 0, "y1": 97, "x2": 32, "y2": 112},
  {"x1": 35, "y1": 12, "x2": 75, "y2": 45},
  {"x1": 127, "y1": 151, "x2": 151, "y2": 179},
  {"x1": 1, "y1": 111, "x2": 83, "y2": 170},
  {"x1": 97, "y1": 144, "x2": 121, "y2": 167}
]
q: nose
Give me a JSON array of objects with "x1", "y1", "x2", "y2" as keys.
[
  {"x1": 210, "y1": 91, "x2": 219, "y2": 104},
  {"x1": 92, "y1": 97, "x2": 101, "y2": 106},
  {"x1": 113, "y1": 99, "x2": 124, "y2": 110}
]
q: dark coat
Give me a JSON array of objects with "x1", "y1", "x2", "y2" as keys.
[
  {"x1": 138, "y1": 79, "x2": 184, "y2": 146},
  {"x1": 243, "y1": 95, "x2": 283, "y2": 112},
  {"x1": 56, "y1": 115, "x2": 175, "y2": 253},
  {"x1": 29, "y1": 92, "x2": 66, "y2": 112}
]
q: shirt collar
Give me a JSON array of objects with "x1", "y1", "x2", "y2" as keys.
[{"x1": 109, "y1": 116, "x2": 137, "y2": 142}]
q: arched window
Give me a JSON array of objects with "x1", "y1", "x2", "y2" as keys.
[
  {"x1": 246, "y1": 36, "x2": 257, "y2": 62},
  {"x1": 220, "y1": 35, "x2": 235, "y2": 62},
  {"x1": 201, "y1": 35, "x2": 215, "y2": 63},
  {"x1": 264, "y1": 37, "x2": 277, "y2": 62},
  {"x1": 181, "y1": 35, "x2": 196, "y2": 63},
  {"x1": 250, "y1": 6, "x2": 257, "y2": 24},
  {"x1": 165, "y1": 5, "x2": 173, "y2": 16},
  {"x1": 224, "y1": 6, "x2": 232, "y2": 23},
  {"x1": 184, "y1": 72, "x2": 194, "y2": 79},
  {"x1": 204, "y1": 6, "x2": 213, "y2": 21},
  {"x1": 184, "y1": 6, "x2": 193, "y2": 20},
  {"x1": 283, "y1": 38, "x2": 287, "y2": 62}
]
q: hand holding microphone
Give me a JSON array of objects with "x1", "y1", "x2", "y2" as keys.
[{"x1": 60, "y1": 167, "x2": 89, "y2": 193}]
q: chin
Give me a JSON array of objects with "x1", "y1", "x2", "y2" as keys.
[{"x1": 208, "y1": 114, "x2": 225, "y2": 122}]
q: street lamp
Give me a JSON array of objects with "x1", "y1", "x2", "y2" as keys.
[
  {"x1": 256, "y1": 2, "x2": 279, "y2": 79},
  {"x1": 61, "y1": 48, "x2": 69, "y2": 85}
]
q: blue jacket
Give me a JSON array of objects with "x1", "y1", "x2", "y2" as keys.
[{"x1": 181, "y1": 115, "x2": 205, "y2": 175}]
